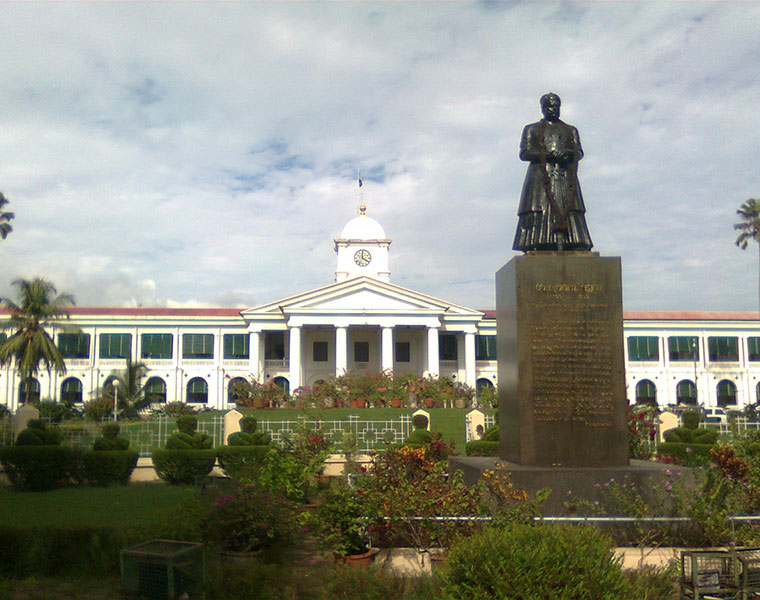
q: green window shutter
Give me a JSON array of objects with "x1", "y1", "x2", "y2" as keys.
[
  {"x1": 183, "y1": 334, "x2": 214, "y2": 359},
  {"x1": 99, "y1": 334, "x2": 131, "y2": 359},
  {"x1": 628, "y1": 336, "x2": 659, "y2": 361},
  {"x1": 668, "y1": 336, "x2": 698, "y2": 361},
  {"x1": 749, "y1": 337, "x2": 760, "y2": 361},
  {"x1": 476, "y1": 335, "x2": 497, "y2": 360},
  {"x1": 395, "y1": 342, "x2": 410, "y2": 363},
  {"x1": 223, "y1": 334, "x2": 249, "y2": 359},
  {"x1": 708, "y1": 337, "x2": 739, "y2": 361},
  {"x1": 439, "y1": 334, "x2": 458, "y2": 361},
  {"x1": 59, "y1": 333, "x2": 90, "y2": 358},
  {"x1": 354, "y1": 341, "x2": 369, "y2": 363},
  {"x1": 141, "y1": 334, "x2": 173, "y2": 359}
]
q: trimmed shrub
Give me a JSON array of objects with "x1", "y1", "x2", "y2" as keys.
[
  {"x1": 165, "y1": 416, "x2": 212, "y2": 450},
  {"x1": 0, "y1": 445, "x2": 75, "y2": 491},
  {"x1": 405, "y1": 428, "x2": 433, "y2": 445},
  {"x1": 82, "y1": 449, "x2": 139, "y2": 486},
  {"x1": 444, "y1": 524, "x2": 633, "y2": 600},
  {"x1": 465, "y1": 440, "x2": 499, "y2": 456},
  {"x1": 15, "y1": 419, "x2": 62, "y2": 446},
  {"x1": 412, "y1": 414, "x2": 429, "y2": 429},
  {"x1": 682, "y1": 410, "x2": 701, "y2": 429},
  {"x1": 217, "y1": 445, "x2": 270, "y2": 477},
  {"x1": 657, "y1": 442, "x2": 714, "y2": 465},
  {"x1": 746, "y1": 441, "x2": 760, "y2": 456},
  {"x1": 227, "y1": 417, "x2": 270, "y2": 446},
  {"x1": 663, "y1": 427, "x2": 718, "y2": 444},
  {"x1": 152, "y1": 448, "x2": 216, "y2": 485},
  {"x1": 93, "y1": 423, "x2": 130, "y2": 451},
  {"x1": 483, "y1": 424, "x2": 499, "y2": 442}
]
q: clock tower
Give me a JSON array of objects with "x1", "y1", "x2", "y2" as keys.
[{"x1": 334, "y1": 201, "x2": 391, "y2": 282}]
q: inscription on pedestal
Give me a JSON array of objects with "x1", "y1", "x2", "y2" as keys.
[{"x1": 497, "y1": 254, "x2": 628, "y2": 467}]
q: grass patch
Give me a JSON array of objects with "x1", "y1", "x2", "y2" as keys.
[{"x1": 0, "y1": 483, "x2": 195, "y2": 529}]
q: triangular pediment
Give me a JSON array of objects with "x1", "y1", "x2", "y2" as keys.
[{"x1": 242, "y1": 277, "x2": 482, "y2": 317}]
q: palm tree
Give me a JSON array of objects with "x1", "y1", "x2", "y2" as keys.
[
  {"x1": 103, "y1": 357, "x2": 149, "y2": 418},
  {"x1": 0, "y1": 277, "x2": 75, "y2": 404},
  {"x1": 735, "y1": 198, "x2": 760, "y2": 315},
  {"x1": 0, "y1": 192, "x2": 13, "y2": 241}
]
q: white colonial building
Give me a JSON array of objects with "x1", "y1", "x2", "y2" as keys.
[{"x1": 1, "y1": 205, "x2": 759, "y2": 412}]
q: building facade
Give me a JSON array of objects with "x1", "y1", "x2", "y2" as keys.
[{"x1": 1, "y1": 208, "x2": 759, "y2": 412}]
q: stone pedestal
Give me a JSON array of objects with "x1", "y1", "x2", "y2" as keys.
[{"x1": 496, "y1": 252, "x2": 628, "y2": 467}]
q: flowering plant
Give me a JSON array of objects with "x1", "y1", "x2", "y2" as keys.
[{"x1": 203, "y1": 483, "x2": 300, "y2": 553}]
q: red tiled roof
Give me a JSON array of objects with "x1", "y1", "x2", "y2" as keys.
[{"x1": 0, "y1": 307, "x2": 244, "y2": 317}]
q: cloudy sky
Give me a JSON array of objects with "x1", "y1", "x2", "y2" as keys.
[{"x1": 1, "y1": 2, "x2": 759, "y2": 312}]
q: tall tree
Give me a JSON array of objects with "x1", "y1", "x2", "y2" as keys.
[
  {"x1": 734, "y1": 198, "x2": 760, "y2": 314},
  {"x1": 104, "y1": 357, "x2": 149, "y2": 418},
  {"x1": 0, "y1": 192, "x2": 13, "y2": 241},
  {"x1": 0, "y1": 278, "x2": 75, "y2": 404}
]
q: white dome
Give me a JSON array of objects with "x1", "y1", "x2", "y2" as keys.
[{"x1": 339, "y1": 214, "x2": 386, "y2": 239}]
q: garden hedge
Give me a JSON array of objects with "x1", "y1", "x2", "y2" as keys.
[
  {"x1": 216, "y1": 445, "x2": 270, "y2": 477},
  {"x1": 657, "y1": 442, "x2": 715, "y2": 465},
  {"x1": 81, "y1": 449, "x2": 139, "y2": 486},
  {"x1": 0, "y1": 445, "x2": 76, "y2": 491},
  {"x1": 465, "y1": 440, "x2": 499, "y2": 456},
  {"x1": 152, "y1": 448, "x2": 217, "y2": 485}
]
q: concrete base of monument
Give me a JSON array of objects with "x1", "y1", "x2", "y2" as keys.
[{"x1": 449, "y1": 457, "x2": 694, "y2": 515}]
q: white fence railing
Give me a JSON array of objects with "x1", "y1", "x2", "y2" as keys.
[{"x1": 258, "y1": 415, "x2": 413, "y2": 452}]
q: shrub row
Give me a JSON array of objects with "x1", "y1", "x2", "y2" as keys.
[
  {"x1": 0, "y1": 446, "x2": 140, "y2": 491},
  {"x1": 465, "y1": 440, "x2": 499, "y2": 456},
  {"x1": 657, "y1": 442, "x2": 715, "y2": 465}
]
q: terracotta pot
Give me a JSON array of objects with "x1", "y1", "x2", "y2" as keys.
[
  {"x1": 354, "y1": 398, "x2": 366, "y2": 409},
  {"x1": 390, "y1": 397, "x2": 403, "y2": 408},
  {"x1": 335, "y1": 548, "x2": 378, "y2": 568},
  {"x1": 455, "y1": 398, "x2": 467, "y2": 409},
  {"x1": 424, "y1": 398, "x2": 435, "y2": 409},
  {"x1": 253, "y1": 398, "x2": 266, "y2": 409}
]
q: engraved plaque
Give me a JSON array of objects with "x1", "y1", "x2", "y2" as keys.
[{"x1": 496, "y1": 253, "x2": 629, "y2": 467}]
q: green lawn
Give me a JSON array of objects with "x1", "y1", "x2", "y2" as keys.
[{"x1": 0, "y1": 483, "x2": 195, "y2": 529}]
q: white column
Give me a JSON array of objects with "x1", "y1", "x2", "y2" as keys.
[
  {"x1": 335, "y1": 326, "x2": 347, "y2": 376},
  {"x1": 249, "y1": 332, "x2": 261, "y2": 381},
  {"x1": 427, "y1": 327, "x2": 440, "y2": 378},
  {"x1": 464, "y1": 332, "x2": 476, "y2": 389},
  {"x1": 289, "y1": 326, "x2": 302, "y2": 390},
  {"x1": 381, "y1": 327, "x2": 394, "y2": 374}
]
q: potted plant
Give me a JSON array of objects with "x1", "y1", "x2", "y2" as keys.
[{"x1": 315, "y1": 480, "x2": 376, "y2": 566}]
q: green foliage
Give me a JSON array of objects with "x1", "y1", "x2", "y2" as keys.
[
  {"x1": 83, "y1": 396, "x2": 114, "y2": 421},
  {"x1": 151, "y1": 448, "x2": 216, "y2": 485},
  {"x1": 250, "y1": 446, "x2": 318, "y2": 503},
  {"x1": 163, "y1": 401, "x2": 197, "y2": 418},
  {"x1": 411, "y1": 414, "x2": 429, "y2": 429},
  {"x1": 227, "y1": 416, "x2": 270, "y2": 446},
  {"x1": 0, "y1": 191, "x2": 13, "y2": 241},
  {"x1": 663, "y1": 426, "x2": 718, "y2": 444},
  {"x1": 465, "y1": 440, "x2": 499, "y2": 456},
  {"x1": 0, "y1": 445, "x2": 75, "y2": 491},
  {"x1": 81, "y1": 449, "x2": 139, "y2": 485},
  {"x1": 217, "y1": 445, "x2": 271, "y2": 477},
  {"x1": 628, "y1": 404, "x2": 658, "y2": 459},
  {"x1": 315, "y1": 480, "x2": 370, "y2": 556},
  {"x1": 15, "y1": 419, "x2": 62, "y2": 445},
  {"x1": 682, "y1": 410, "x2": 701, "y2": 430},
  {"x1": 165, "y1": 416, "x2": 212, "y2": 450},
  {"x1": 33, "y1": 399, "x2": 81, "y2": 423},
  {"x1": 0, "y1": 277, "x2": 76, "y2": 389},
  {"x1": 405, "y1": 428, "x2": 433, "y2": 444},
  {"x1": 93, "y1": 423, "x2": 130, "y2": 451},
  {"x1": 658, "y1": 442, "x2": 715, "y2": 466},
  {"x1": 203, "y1": 482, "x2": 300, "y2": 554},
  {"x1": 482, "y1": 425, "x2": 499, "y2": 441},
  {"x1": 102, "y1": 358, "x2": 151, "y2": 419},
  {"x1": 443, "y1": 524, "x2": 634, "y2": 600}
]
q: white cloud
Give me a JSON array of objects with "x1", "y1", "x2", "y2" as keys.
[{"x1": 0, "y1": 2, "x2": 759, "y2": 311}]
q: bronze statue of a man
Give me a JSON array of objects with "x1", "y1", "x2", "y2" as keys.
[{"x1": 512, "y1": 93, "x2": 593, "y2": 252}]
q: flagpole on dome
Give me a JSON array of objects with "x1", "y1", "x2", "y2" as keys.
[{"x1": 357, "y1": 169, "x2": 366, "y2": 215}]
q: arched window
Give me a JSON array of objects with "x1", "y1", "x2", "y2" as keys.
[
  {"x1": 635, "y1": 380, "x2": 657, "y2": 405},
  {"x1": 145, "y1": 377, "x2": 167, "y2": 404},
  {"x1": 227, "y1": 377, "x2": 249, "y2": 404},
  {"x1": 18, "y1": 377, "x2": 40, "y2": 404},
  {"x1": 187, "y1": 378, "x2": 208, "y2": 403},
  {"x1": 273, "y1": 376, "x2": 289, "y2": 396},
  {"x1": 717, "y1": 380, "x2": 737, "y2": 407},
  {"x1": 61, "y1": 377, "x2": 83, "y2": 403},
  {"x1": 676, "y1": 380, "x2": 697, "y2": 405},
  {"x1": 476, "y1": 378, "x2": 494, "y2": 393}
]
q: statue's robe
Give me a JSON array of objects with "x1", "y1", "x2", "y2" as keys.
[{"x1": 512, "y1": 118, "x2": 593, "y2": 252}]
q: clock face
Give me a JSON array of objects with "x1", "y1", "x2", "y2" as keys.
[{"x1": 353, "y1": 249, "x2": 372, "y2": 267}]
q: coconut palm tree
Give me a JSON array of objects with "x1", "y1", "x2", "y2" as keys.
[
  {"x1": 0, "y1": 192, "x2": 13, "y2": 241},
  {"x1": 0, "y1": 277, "x2": 75, "y2": 404},
  {"x1": 735, "y1": 198, "x2": 760, "y2": 314},
  {"x1": 103, "y1": 357, "x2": 149, "y2": 418}
]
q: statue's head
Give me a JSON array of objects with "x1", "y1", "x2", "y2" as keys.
[{"x1": 540, "y1": 93, "x2": 561, "y2": 121}]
